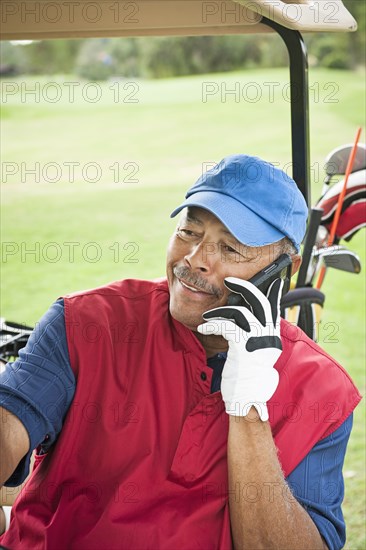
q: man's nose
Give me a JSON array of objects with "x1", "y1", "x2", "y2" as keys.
[{"x1": 184, "y1": 241, "x2": 218, "y2": 272}]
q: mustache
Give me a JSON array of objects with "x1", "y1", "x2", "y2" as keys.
[{"x1": 173, "y1": 266, "x2": 223, "y2": 299}]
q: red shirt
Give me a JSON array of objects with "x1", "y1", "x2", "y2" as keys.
[{"x1": 2, "y1": 279, "x2": 361, "y2": 549}]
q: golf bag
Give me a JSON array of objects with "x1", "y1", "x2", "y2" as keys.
[{"x1": 315, "y1": 169, "x2": 366, "y2": 243}]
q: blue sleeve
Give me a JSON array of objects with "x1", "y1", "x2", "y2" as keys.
[
  {"x1": 287, "y1": 414, "x2": 353, "y2": 550},
  {"x1": 0, "y1": 299, "x2": 76, "y2": 486}
]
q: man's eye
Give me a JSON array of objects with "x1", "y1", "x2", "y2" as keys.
[
  {"x1": 177, "y1": 229, "x2": 195, "y2": 237},
  {"x1": 222, "y1": 244, "x2": 238, "y2": 254}
]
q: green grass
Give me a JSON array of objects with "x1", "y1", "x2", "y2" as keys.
[{"x1": 1, "y1": 67, "x2": 365, "y2": 548}]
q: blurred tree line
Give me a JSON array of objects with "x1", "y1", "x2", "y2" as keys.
[{"x1": 1, "y1": 0, "x2": 364, "y2": 79}]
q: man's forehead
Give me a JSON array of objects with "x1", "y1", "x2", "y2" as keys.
[
  {"x1": 184, "y1": 206, "x2": 231, "y2": 235},
  {"x1": 181, "y1": 206, "x2": 280, "y2": 260},
  {"x1": 183, "y1": 207, "x2": 256, "y2": 251}
]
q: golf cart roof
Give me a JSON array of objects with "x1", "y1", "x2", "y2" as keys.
[{"x1": 1, "y1": 0, "x2": 357, "y2": 41}]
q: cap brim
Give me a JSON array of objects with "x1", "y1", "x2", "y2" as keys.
[{"x1": 170, "y1": 191, "x2": 285, "y2": 248}]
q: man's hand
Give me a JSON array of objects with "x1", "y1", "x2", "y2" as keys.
[{"x1": 197, "y1": 277, "x2": 283, "y2": 421}]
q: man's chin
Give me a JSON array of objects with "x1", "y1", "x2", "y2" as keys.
[{"x1": 168, "y1": 303, "x2": 202, "y2": 332}]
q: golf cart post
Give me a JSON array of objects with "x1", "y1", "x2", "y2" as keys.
[{"x1": 0, "y1": 0, "x2": 358, "y2": 206}]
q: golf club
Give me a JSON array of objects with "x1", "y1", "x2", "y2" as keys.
[
  {"x1": 322, "y1": 142, "x2": 366, "y2": 193},
  {"x1": 306, "y1": 245, "x2": 361, "y2": 286}
]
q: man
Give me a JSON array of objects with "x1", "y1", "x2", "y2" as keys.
[{"x1": 0, "y1": 154, "x2": 361, "y2": 549}]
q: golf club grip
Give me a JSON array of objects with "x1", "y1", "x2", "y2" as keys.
[{"x1": 296, "y1": 207, "x2": 324, "y2": 288}]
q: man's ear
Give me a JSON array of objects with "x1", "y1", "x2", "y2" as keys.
[{"x1": 291, "y1": 254, "x2": 302, "y2": 276}]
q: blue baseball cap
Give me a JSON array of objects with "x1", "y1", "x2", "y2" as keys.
[{"x1": 170, "y1": 154, "x2": 308, "y2": 252}]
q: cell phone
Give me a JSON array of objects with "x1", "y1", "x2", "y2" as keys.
[{"x1": 227, "y1": 253, "x2": 292, "y2": 306}]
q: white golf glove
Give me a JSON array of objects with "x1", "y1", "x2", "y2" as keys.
[{"x1": 197, "y1": 277, "x2": 284, "y2": 421}]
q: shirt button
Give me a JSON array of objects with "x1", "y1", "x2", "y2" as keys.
[{"x1": 200, "y1": 372, "x2": 207, "y2": 381}]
